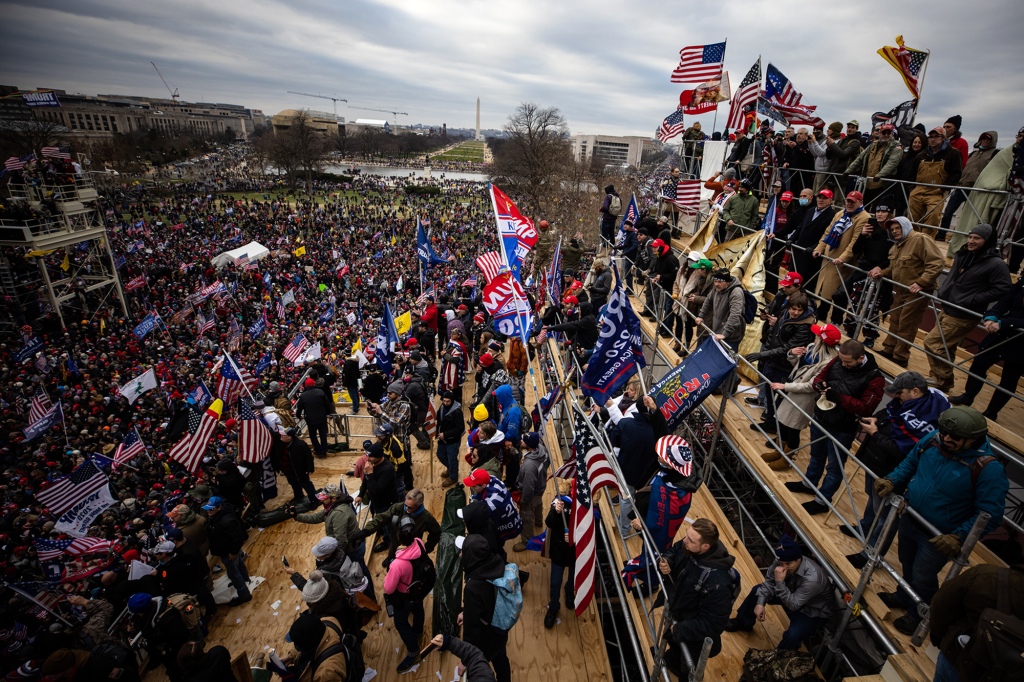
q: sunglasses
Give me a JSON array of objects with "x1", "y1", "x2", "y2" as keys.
[{"x1": 879, "y1": 130, "x2": 893, "y2": 135}]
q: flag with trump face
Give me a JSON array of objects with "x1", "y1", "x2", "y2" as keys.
[{"x1": 489, "y1": 184, "x2": 538, "y2": 282}]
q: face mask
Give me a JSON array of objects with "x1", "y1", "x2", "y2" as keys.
[{"x1": 799, "y1": 198, "x2": 810, "y2": 206}]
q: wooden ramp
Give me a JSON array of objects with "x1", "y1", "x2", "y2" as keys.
[{"x1": 146, "y1": 370, "x2": 613, "y2": 682}]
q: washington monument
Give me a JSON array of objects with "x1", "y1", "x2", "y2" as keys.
[{"x1": 475, "y1": 97, "x2": 482, "y2": 141}]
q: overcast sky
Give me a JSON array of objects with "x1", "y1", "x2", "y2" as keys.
[{"x1": 2, "y1": 0, "x2": 1022, "y2": 141}]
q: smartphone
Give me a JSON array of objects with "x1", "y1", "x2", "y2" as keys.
[
  {"x1": 420, "y1": 641, "x2": 440, "y2": 658},
  {"x1": 281, "y1": 555, "x2": 289, "y2": 568}
]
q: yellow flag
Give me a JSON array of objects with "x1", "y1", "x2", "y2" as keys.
[
  {"x1": 394, "y1": 311, "x2": 412, "y2": 336},
  {"x1": 60, "y1": 253, "x2": 70, "y2": 271},
  {"x1": 391, "y1": 234, "x2": 397, "y2": 246},
  {"x1": 351, "y1": 338, "x2": 362, "y2": 354},
  {"x1": 100, "y1": 318, "x2": 106, "y2": 333},
  {"x1": 294, "y1": 246, "x2": 306, "y2": 257}
]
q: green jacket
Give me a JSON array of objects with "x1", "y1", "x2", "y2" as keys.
[
  {"x1": 845, "y1": 139, "x2": 902, "y2": 178},
  {"x1": 362, "y1": 501, "x2": 441, "y2": 559},
  {"x1": 720, "y1": 193, "x2": 760, "y2": 232},
  {"x1": 296, "y1": 502, "x2": 359, "y2": 554}
]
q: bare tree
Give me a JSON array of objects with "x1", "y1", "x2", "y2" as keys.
[
  {"x1": 288, "y1": 110, "x2": 331, "y2": 193},
  {"x1": 489, "y1": 102, "x2": 573, "y2": 216},
  {"x1": 0, "y1": 119, "x2": 69, "y2": 162}
]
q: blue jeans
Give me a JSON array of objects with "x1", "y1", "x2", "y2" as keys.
[
  {"x1": 549, "y1": 562, "x2": 573, "y2": 610},
  {"x1": 933, "y1": 652, "x2": 962, "y2": 682},
  {"x1": 805, "y1": 425, "x2": 855, "y2": 500},
  {"x1": 348, "y1": 389, "x2": 360, "y2": 413},
  {"x1": 896, "y1": 515, "x2": 949, "y2": 616},
  {"x1": 222, "y1": 553, "x2": 250, "y2": 598},
  {"x1": 734, "y1": 587, "x2": 828, "y2": 650},
  {"x1": 391, "y1": 597, "x2": 425, "y2": 654},
  {"x1": 437, "y1": 441, "x2": 461, "y2": 480}
]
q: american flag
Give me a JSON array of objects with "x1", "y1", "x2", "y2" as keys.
[
  {"x1": 170, "y1": 303, "x2": 194, "y2": 325},
  {"x1": 237, "y1": 397, "x2": 272, "y2": 464},
  {"x1": 34, "y1": 537, "x2": 115, "y2": 561},
  {"x1": 726, "y1": 58, "x2": 762, "y2": 131},
  {"x1": 4, "y1": 154, "x2": 33, "y2": 171},
  {"x1": 656, "y1": 109, "x2": 687, "y2": 143},
  {"x1": 113, "y1": 428, "x2": 145, "y2": 470},
  {"x1": 41, "y1": 146, "x2": 72, "y2": 160},
  {"x1": 877, "y1": 36, "x2": 929, "y2": 99},
  {"x1": 666, "y1": 179, "x2": 702, "y2": 213},
  {"x1": 670, "y1": 41, "x2": 726, "y2": 83},
  {"x1": 168, "y1": 402, "x2": 221, "y2": 472},
  {"x1": 462, "y1": 275, "x2": 478, "y2": 288},
  {"x1": 570, "y1": 412, "x2": 619, "y2": 616},
  {"x1": 233, "y1": 253, "x2": 249, "y2": 267},
  {"x1": 416, "y1": 285, "x2": 436, "y2": 307},
  {"x1": 196, "y1": 310, "x2": 216, "y2": 336},
  {"x1": 475, "y1": 251, "x2": 504, "y2": 283},
  {"x1": 423, "y1": 399, "x2": 438, "y2": 439},
  {"x1": 29, "y1": 390, "x2": 52, "y2": 425},
  {"x1": 216, "y1": 356, "x2": 256, "y2": 403},
  {"x1": 35, "y1": 460, "x2": 109, "y2": 517},
  {"x1": 764, "y1": 63, "x2": 825, "y2": 128},
  {"x1": 282, "y1": 333, "x2": 310, "y2": 362},
  {"x1": 277, "y1": 299, "x2": 286, "y2": 320}
]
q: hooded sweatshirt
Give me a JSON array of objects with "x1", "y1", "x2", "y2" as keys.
[
  {"x1": 880, "y1": 216, "x2": 945, "y2": 289},
  {"x1": 492, "y1": 385, "x2": 522, "y2": 443},
  {"x1": 937, "y1": 223, "x2": 1011, "y2": 320},
  {"x1": 383, "y1": 538, "x2": 426, "y2": 596},
  {"x1": 461, "y1": 535, "x2": 509, "y2": 661}
]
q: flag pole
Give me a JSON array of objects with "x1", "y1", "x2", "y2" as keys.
[
  {"x1": 915, "y1": 49, "x2": 931, "y2": 109},
  {"x1": 223, "y1": 350, "x2": 257, "y2": 402},
  {"x1": 3, "y1": 584, "x2": 75, "y2": 627}
]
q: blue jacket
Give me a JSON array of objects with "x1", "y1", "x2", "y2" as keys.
[
  {"x1": 887, "y1": 432, "x2": 1007, "y2": 537},
  {"x1": 493, "y1": 385, "x2": 522, "y2": 443}
]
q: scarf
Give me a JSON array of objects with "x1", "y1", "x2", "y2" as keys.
[{"x1": 822, "y1": 206, "x2": 864, "y2": 249}]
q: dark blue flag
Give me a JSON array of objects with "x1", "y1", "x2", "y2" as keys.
[
  {"x1": 417, "y1": 218, "x2": 448, "y2": 266},
  {"x1": 248, "y1": 313, "x2": 267, "y2": 339},
  {"x1": 647, "y1": 337, "x2": 736, "y2": 432},
  {"x1": 263, "y1": 272, "x2": 272, "y2": 289},
  {"x1": 15, "y1": 337, "x2": 44, "y2": 363},
  {"x1": 133, "y1": 312, "x2": 159, "y2": 340},
  {"x1": 254, "y1": 352, "x2": 272, "y2": 377},
  {"x1": 319, "y1": 304, "x2": 335, "y2": 324},
  {"x1": 580, "y1": 271, "x2": 646, "y2": 403},
  {"x1": 374, "y1": 304, "x2": 400, "y2": 376}
]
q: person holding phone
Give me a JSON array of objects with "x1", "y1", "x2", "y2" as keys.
[{"x1": 426, "y1": 634, "x2": 496, "y2": 681}]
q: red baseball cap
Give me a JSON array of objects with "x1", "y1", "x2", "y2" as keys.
[
  {"x1": 811, "y1": 323, "x2": 842, "y2": 346},
  {"x1": 846, "y1": 191, "x2": 864, "y2": 202},
  {"x1": 479, "y1": 353, "x2": 494, "y2": 367},
  {"x1": 779, "y1": 272, "x2": 803, "y2": 288},
  {"x1": 562, "y1": 295, "x2": 578, "y2": 306},
  {"x1": 816, "y1": 189, "x2": 834, "y2": 199},
  {"x1": 780, "y1": 191, "x2": 794, "y2": 201},
  {"x1": 304, "y1": 378, "x2": 315, "y2": 387},
  {"x1": 463, "y1": 469, "x2": 491, "y2": 487}
]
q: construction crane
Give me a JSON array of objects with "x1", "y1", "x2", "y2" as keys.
[
  {"x1": 349, "y1": 105, "x2": 408, "y2": 125},
  {"x1": 286, "y1": 91, "x2": 347, "y2": 121},
  {"x1": 150, "y1": 62, "x2": 179, "y2": 102}
]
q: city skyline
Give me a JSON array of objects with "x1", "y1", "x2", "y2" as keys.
[{"x1": 1, "y1": 0, "x2": 1022, "y2": 140}]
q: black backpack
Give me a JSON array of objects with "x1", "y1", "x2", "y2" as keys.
[
  {"x1": 967, "y1": 568, "x2": 1024, "y2": 681},
  {"x1": 80, "y1": 642, "x2": 141, "y2": 681},
  {"x1": 314, "y1": 619, "x2": 365, "y2": 682},
  {"x1": 405, "y1": 544, "x2": 437, "y2": 601},
  {"x1": 741, "y1": 288, "x2": 758, "y2": 324}
]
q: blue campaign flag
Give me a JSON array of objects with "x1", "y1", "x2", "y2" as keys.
[
  {"x1": 416, "y1": 218, "x2": 448, "y2": 266},
  {"x1": 23, "y1": 402, "x2": 63, "y2": 441},
  {"x1": 615, "y1": 193, "x2": 640, "y2": 247},
  {"x1": 319, "y1": 304, "x2": 335, "y2": 324},
  {"x1": 66, "y1": 356, "x2": 78, "y2": 374},
  {"x1": 114, "y1": 254, "x2": 127, "y2": 269},
  {"x1": 254, "y1": 352, "x2": 272, "y2": 377},
  {"x1": 580, "y1": 274, "x2": 646, "y2": 402},
  {"x1": 374, "y1": 304, "x2": 400, "y2": 376},
  {"x1": 188, "y1": 381, "x2": 213, "y2": 406},
  {"x1": 647, "y1": 337, "x2": 737, "y2": 432},
  {"x1": 262, "y1": 272, "x2": 272, "y2": 289},
  {"x1": 761, "y1": 195, "x2": 778, "y2": 238},
  {"x1": 133, "y1": 312, "x2": 159, "y2": 340},
  {"x1": 14, "y1": 337, "x2": 45, "y2": 363},
  {"x1": 248, "y1": 313, "x2": 267, "y2": 339}
]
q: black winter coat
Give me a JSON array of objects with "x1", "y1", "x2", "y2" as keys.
[
  {"x1": 436, "y1": 400, "x2": 465, "y2": 444},
  {"x1": 980, "y1": 280, "x2": 1024, "y2": 355},
  {"x1": 358, "y1": 458, "x2": 399, "y2": 513},
  {"x1": 610, "y1": 409, "x2": 659, "y2": 489},
  {"x1": 549, "y1": 310, "x2": 599, "y2": 350},
  {"x1": 286, "y1": 436, "x2": 315, "y2": 475},
  {"x1": 295, "y1": 387, "x2": 331, "y2": 425},
  {"x1": 652, "y1": 252, "x2": 680, "y2": 292},
  {"x1": 544, "y1": 504, "x2": 575, "y2": 567},
  {"x1": 461, "y1": 536, "x2": 509, "y2": 662},
  {"x1": 937, "y1": 241, "x2": 1011, "y2": 321},
  {"x1": 341, "y1": 358, "x2": 360, "y2": 390},
  {"x1": 755, "y1": 310, "x2": 815, "y2": 371},
  {"x1": 663, "y1": 541, "x2": 737, "y2": 655},
  {"x1": 206, "y1": 504, "x2": 248, "y2": 557},
  {"x1": 856, "y1": 409, "x2": 905, "y2": 479}
]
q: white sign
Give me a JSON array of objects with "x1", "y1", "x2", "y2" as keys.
[{"x1": 54, "y1": 485, "x2": 117, "y2": 537}]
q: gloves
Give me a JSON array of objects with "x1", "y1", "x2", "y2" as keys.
[
  {"x1": 744, "y1": 352, "x2": 761, "y2": 363},
  {"x1": 824, "y1": 387, "x2": 840, "y2": 403},
  {"x1": 285, "y1": 505, "x2": 297, "y2": 517},
  {"x1": 351, "y1": 528, "x2": 370, "y2": 542},
  {"x1": 930, "y1": 534, "x2": 963, "y2": 558},
  {"x1": 874, "y1": 478, "x2": 895, "y2": 498}
]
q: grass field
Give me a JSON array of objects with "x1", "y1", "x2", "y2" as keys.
[{"x1": 432, "y1": 140, "x2": 487, "y2": 163}]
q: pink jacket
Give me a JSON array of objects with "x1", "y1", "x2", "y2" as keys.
[{"x1": 384, "y1": 539, "x2": 425, "y2": 595}]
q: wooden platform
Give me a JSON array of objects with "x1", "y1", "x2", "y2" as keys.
[{"x1": 145, "y1": 369, "x2": 614, "y2": 682}]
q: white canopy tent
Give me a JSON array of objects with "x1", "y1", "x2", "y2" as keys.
[{"x1": 210, "y1": 241, "x2": 270, "y2": 269}]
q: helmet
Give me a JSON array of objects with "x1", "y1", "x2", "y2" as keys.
[
  {"x1": 473, "y1": 404, "x2": 489, "y2": 421},
  {"x1": 937, "y1": 406, "x2": 988, "y2": 439}
]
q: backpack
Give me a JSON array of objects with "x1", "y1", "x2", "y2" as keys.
[
  {"x1": 404, "y1": 545, "x2": 437, "y2": 601},
  {"x1": 165, "y1": 593, "x2": 202, "y2": 630},
  {"x1": 484, "y1": 563, "x2": 523, "y2": 631},
  {"x1": 314, "y1": 619, "x2": 365, "y2": 682},
  {"x1": 609, "y1": 195, "x2": 622, "y2": 216},
  {"x1": 741, "y1": 288, "x2": 759, "y2": 324},
  {"x1": 80, "y1": 641, "x2": 140, "y2": 681},
  {"x1": 967, "y1": 568, "x2": 1024, "y2": 681},
  {"x1": 693, "y1": 564, "x2": 742, "y2": 603},
  {"x1": 520, "y1": 410, "x2": 533, "y2": 436}
]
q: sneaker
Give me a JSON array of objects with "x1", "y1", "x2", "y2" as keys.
[
  {"x1": 565, "y1": 592, "x2": 574, "y2": 610},
  {"x1": 839, "y1": 524, "x2": 860, "y2": 539},
  {"x1": 750, "y1": 421, "x2": 777, "y2": 434},
  {"x1": 846, "y1": 553, "x2": 868, "y2": 569},
  {"x1": 228, "y1": 594, "x2": 252, "y2": 607},
  {"x1": 784, "y1": 481, "x2": 814, "y2": 495},
  {"x1": 892, "y1": 614, "x2": 919, "y2": 636},
  {"x1": 397, "y1": 653, "x2": 422, "y2": 674},
  {"x1": 544, "y1": 606, "x2": 558, "y2": 629},
  {"x1": 744, "y1": 396, "x2": 764, "y2": 407},
  {"x1": 983, "y1": 409, "x2": 999, "y2": 421},
  {"x1": 878, "y1": 591, "x2": 904, "y2": 609},
  {"x1": 863, "y1": 337, "x2": 875, "y2": 348},
  {"x1": 948, "y1": 394, "x2": 972, "y2": 406},
  {"x1": 802, "y1": 500, "x2": 830, "y2": 515},
  {"x1": 512, "y1": 541, "x2": 528, "y2": 552},
  {"x1": 724, "y1": 618, "x2": 753, "y2": 633}
]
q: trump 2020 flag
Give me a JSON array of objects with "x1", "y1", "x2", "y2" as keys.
[
  {"x1": 133, "y1": 312, "x2": 160, "y2": 340},
  {"x1": 482, "y1": 270, "x2": 534, "y2": 341},
  {"x1": 416, "y1": 218, "x2": 448, "y2": 266},
  {"x1": 489, "y1": 183, "x2": 538, "y2": 282},
  {"x1": 648, "y1": 337, "x2": 736, "y2": 433},
  {"x1": 374, "y1": 304, "x2": 400, "y2": 376},
  {"x1": 581, "y1": 274, "x2": 645, "y2": 403}
]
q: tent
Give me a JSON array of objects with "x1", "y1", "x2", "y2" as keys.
[{"x1": 210, "y1": 241, "x2": 270, "y2": 269}]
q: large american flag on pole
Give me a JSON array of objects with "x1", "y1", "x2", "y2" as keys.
[
  {"x1": 282, "y1": 333, "x2": 310, "y2": 362},
  {"x1": 726, "y1": 58, "x2": 762, "y2": 131},
  {"x1": 764, "y1": 63, "x2": 825, "y2": 128},
  {"x1": 168, "y1": 400, "x2": 222, "y2": 472},
  {"x1": 877, "y1": 35, "x2": 929, "y2": 99},
  {"x1": 656, "y1": 109, "x2": 687, "y2": 143},
  {"x1": 570, "y1": 411, "x2": 619, "y2": 616},
  {"x1": 216, "y1": 355, "x2": 256, "y2": 404},
  {"x1": 670, "y1": 42, "x2": 726, "y2": 83},
  {"x1": 34, "y1": 537, "x2": 115, "y2": 562},
  {"x1": 35, "y1": 460, "x2": 109, "y2": 517},
  {"x1": 666, "y1": 180, "x2": 702, "y2": 214},
  {"x1": 113, "y1": 428, "x2": 145, "y2": 470},
  {"x1": 29, "y1": 390, "x2": 52, "y2": 425},
  {"x1": 237, "y1": 397, "x2": 272, "y2": 464},
  {"x1": 475, "y1": 251, "x2": 504, "y2": 283}
]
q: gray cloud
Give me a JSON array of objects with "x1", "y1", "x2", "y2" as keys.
[{"x1": 1, "y1": 0, "x2": 1021, "y2": 140}]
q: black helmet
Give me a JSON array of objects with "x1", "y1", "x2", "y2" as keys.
[
  {"x1": 937, "y1": 406, "x2": 988, "y2": 439},
  {"x1": 739, "y1": 178, "x2": 753, "y2": 190}
]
